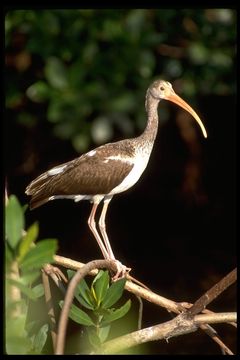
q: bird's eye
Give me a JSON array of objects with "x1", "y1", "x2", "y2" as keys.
[{"x1": 160, "y1": 86, "x2": 165, "y2": 91}]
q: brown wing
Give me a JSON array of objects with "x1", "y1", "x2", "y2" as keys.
[
  {"x1": 26, "y1": 141, "x2": 135, "y2": 209},
  {"x1": 49, "y1": 156, "x2": 134, "y2": 195}
]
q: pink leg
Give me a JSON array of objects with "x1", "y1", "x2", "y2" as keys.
[
  {"x1": 98, "y1": 197, "x2": 115, "y2": 260},
  {"x1": 87, "y1": 202, "x2": 109, "y2": 260},
  {"x1": 99, "y1": 197, "x2": 131, "y2": 280}
]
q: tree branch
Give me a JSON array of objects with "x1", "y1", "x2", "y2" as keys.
[
  {"x1": 53, "y1": 256, "x2": 236, "y2": 355},
  {"x1": 42, "y1": 270, "x2": 57, "y2": 349},
  {"x1": 53, "y1": 255, "x2": 184, "y2": 314},
  {"x1": 99, "y1": 312, "x2": 236, "y2": 354},
  {"x1": 187, "y1": 268, "x2": 237, "y2": 317},
  {"x1": 200, "y1": 324, "x2": 234, "y2": 355},
  {"x1": 195, "y1": 312, "x2": 236, "y2": 324}
]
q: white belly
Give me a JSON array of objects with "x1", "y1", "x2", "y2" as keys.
[{"x1": 109, "y1": 151, "x2": 151, "y2": 195}]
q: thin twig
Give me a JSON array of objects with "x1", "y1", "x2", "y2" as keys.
[
  {"x1": 194, "y1": 312, "x2": 236, "y2": 324},
  {"x1": 55, "y1": 259, "x2": 118, "y2": 355},
  {"x1": 42, "y1": 270, "x2": 57, "y2": 349},
  {"x1": 125, "y1": 281, "x2": 184, "y2": 313},
  {"x1": 187, "y1": 268, "x2": 237, "y2": 317},
  {"x1": 200, "y1": 324, "x2": 234, "y2": 355},
  {"x1": 136, "y1": 296, "x2": 143, "y2": 330}
]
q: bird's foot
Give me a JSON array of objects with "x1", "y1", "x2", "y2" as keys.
[{"x1": 111, "y1": 260, "x2": 131, "y2": 282}]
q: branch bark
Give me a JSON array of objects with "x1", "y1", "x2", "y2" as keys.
[
  {"x1": 187, "y1": 268, "x2": 237, "y2": 317},
  {"x1": 99, "y1": 312, "x2": 236, "y2": 354},
  {"x1": 53, "y1": 255, "x2": 184, "y2": 313},
  {"x1": 53, "y1": 256, "x2": 236, "y2": 355}
]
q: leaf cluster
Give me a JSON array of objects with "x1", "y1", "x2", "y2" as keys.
[
  {"x1": 5, "y1": 195, "x2": 58, "y2": 354},
  {"x1": 63, "y1": 269, "x2": 131, "y2": 349},
  {"x1": 5, "y1": 195, "x2": 131, "y2": 354},
  {"x1": 5, "y1": 9, "x2": 236, "y2": 155}
]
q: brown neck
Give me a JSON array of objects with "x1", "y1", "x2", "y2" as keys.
[{"x1": 138, "y1": 89, "x2": 160, "y2": 147}]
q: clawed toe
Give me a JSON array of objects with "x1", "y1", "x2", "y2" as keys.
[{"x1": 111, "y1": 260, "x2": 131, "y2": 281}]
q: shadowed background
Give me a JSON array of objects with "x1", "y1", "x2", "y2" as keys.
[{"x1": 5, "y1": 9, "x2": 236, "y2": 354}]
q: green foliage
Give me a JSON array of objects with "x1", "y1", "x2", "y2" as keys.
[
  {"x1": 31, "y1": 324, "x2": 49, "y2": 354},
  {"x1": 18, "y1": 222, "x2": 39, "y2": 262},
  {"x1": 6, "y1": 195, "x2": 24, "y2": 249},
  {"x1": 92, "y1": 269, "x2": 109, "y2": 306},
  {"x1": 20, "y1": 239, "x2": 58, "y2": 271},
  {"x1": 64, "y1": 270, "x2": 131, "y2": 351},
  {"x1": 60, "y1": 301, "x2": 95, "y2": 326},
  {"x1": 5, "y1": 9, "x2": 236, "y2": 157},
  {"x1": 5, "y1": 195, "x2": 58, "y2": 354}
]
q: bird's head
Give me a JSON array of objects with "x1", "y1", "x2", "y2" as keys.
[
  {"x1": 147, "y1": 80, "x2": 207, "y2": 138},
  {"x1": 148, "y1": 80, "x2": 174, "y2": 100}
]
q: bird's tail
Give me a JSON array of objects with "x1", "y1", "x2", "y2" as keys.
[{"x1": 25, "y1": 171, "x2": 53, "y2": 210}]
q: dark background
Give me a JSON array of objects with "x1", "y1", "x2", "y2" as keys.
[{"x1": 5, "y1": 9, "x2": 236, "y2": 354}]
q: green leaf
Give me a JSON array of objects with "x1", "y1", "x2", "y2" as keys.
[
  {"x1": 25, "y1": 320, "x2": 36, "y2": 335},
  {"x1": 18, "y1": 271, "x2": 40, "y2": 286},
  {"x1": 101, "y1": 300, "x2": 131, "y2": 326},
  {"x1": 5, "y1": 195, "x2": 24, "y2": 249},
  {"x1": 78, "y1": 288, "x2": 96, "y2": 310},
  {"x1": 78, "y1": 283, "x2": 97, "y2": 309},
  {"x1": 59, "y1": 301, "x2": 94, "y2": 326},
  {"x1": 5, "y1": 311, "x2": 32, "y2": 354},
  {"x1": 6, "y1": 336, "x2": 32, "y2": 355},
  {"x1": 101, "y1": 277, "x2": 127, "y2": 308},
  {"x1": 92, "y1": 270, "x2": 110, "y2": 307},
  {"x1": 67, "y1": 270, "x2": 95, "y2": 310},
  {"x1": 22, "y1": 204, "x2": 28, "y2": 213},
  {"x1": 98, "y1": 325, "x2": 110, "y2": 343},
  {"x1": 18, "y1": 222, "x2": 39, "y2": 262},
  {"x1": 20, "y1": 239, "x2": 58, "y2": 271},
  {"x1": 92, "y1": 269, "x2": 105, "y2": 285},
  {"x1": 6, "y1": 311, "x2": 27, "y2": 335},
  {"x1": 7, "y1": 278, "x2": 40, "y2": 300},
  {"x1": 45, "y1": 56, "x2": 68, "y2": 90},
  {"x1": 87, "y1": 327, "x2": 101, "y2": 349},
  {"x1": 32, "y1": 284, "x2": 44, "y2": 299},
  {"x1": 26, "y1": 81, "x2": 50, "y2": 103},
  {"x1": 66, "y1": 269, "x2": 75, "y2": 279},
  {"x1": 5, "y1": 297, "x2": 27, "y2": 318},
  {"x1": 32, "y1": 324, "x2": 49, "y2": 353},
  {"x1": 5, "y1": 243, "x2": 13, "y2": 269}
]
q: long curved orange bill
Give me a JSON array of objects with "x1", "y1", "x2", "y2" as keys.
[{"x1": 166, "y1": 92, "x2": 207, "y2": 138}]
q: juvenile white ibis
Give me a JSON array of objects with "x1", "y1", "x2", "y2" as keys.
[{"x1": 25, "y1": 80, "x2": 207, "y2": 279}]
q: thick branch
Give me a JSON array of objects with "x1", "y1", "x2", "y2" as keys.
[
  {"x1": 100, "y1": 312, "x2": 196, "y2": 354},
  {"x1": 99, "y1": 312, "x2": 236, "y2": 354},
  {"x1": 53, "y1": 256, "x2": 236, "y2": 354}
]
